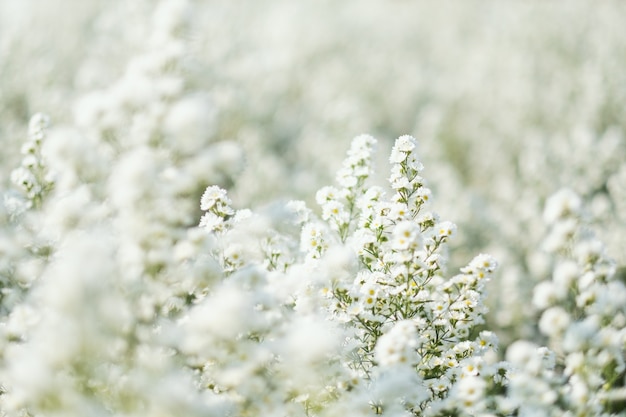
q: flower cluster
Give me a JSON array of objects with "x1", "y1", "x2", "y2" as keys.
[
  {"x1": 316, "y1": 134, "x2": 377, "y2": 242},
  {"x1": 5, "y1": 113, "x2": 55, "y2": 215},
  {"x1": 199, "y1": 185, "x2": 236, "y2": 232},
  {"x1": 186, "y1": 135, "x2": 503, "y2": 416},
  {"x1": 504, "y1": 188, "x2": 626, "y2": 416},
  {"x1": 1, "y1": 1, "x2": 626, "y2": 416}
]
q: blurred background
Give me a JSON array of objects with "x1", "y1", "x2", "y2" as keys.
[{"x1": 2, "y1": 0, "x2": 626, "y2": 345}]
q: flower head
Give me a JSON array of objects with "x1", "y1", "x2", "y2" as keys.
[{"x1": 200, "y1": 185, "x2": 230, "y2": 211}]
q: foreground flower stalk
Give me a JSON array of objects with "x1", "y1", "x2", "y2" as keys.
[{"x1": 194, "y1": 135, "x2": 502, "y2": 416}]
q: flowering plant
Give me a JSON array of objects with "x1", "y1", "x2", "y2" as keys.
[
  {"x1": 184, "y1": 134, "x2": 504, "y2": 416},
  {"x1": 1, "y1": 1, "x2": 626, "y2": 416}
]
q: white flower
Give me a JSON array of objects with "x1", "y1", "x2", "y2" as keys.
[
  {"x1": 543, "y1": 188, "x2": 582, "y2": 224},
  {"x1": 406, "y1": 154, "x2": 424, "y2": 172},
  {"x1": 232, "y1": 208, "x2": 253, "y2": 224},
  {"x1": 552, "y1": 260, "x2": 579, "y2": 291},
  {"x1": 389, "y1": 148, "x2": 406, "y2": 164},
  {"x1": 564, "y1": 352, "x2": 585, "y2": 376},
  {"x1": 562, "y1": 317, "x2": 598, "y2": 352},
  {"x1": 350, "y1": 134, "x2": 377, "y2": 154},
  {"x1": 315, "y1": 185, "x2": 340, "y2": 205},
  {"x1": 347, "y1": 302, "x2": 364, "y2": 316},
  {"x1": 336, "y1": 168, "x2": 359, "y2": 188},
  {"x1": 359, "y1": 186, "x2": 385, "y2": 206},
  {"x1": 286, "y1": 200, "x2": 311, "y2": 224},
  {"x1": 5, "y1": 305, "x2": 41, "y2": 339},
  {"x1": 200, "y1": 185, "x2": 229, "y2": 211},
  {"x1": 573, "y1": 239, "x2": 604, "y2": 265},
  {"x1": 388, "y1": 202, "x2": 410, "y2": 220},
  {"x1": 568, "y1": 375, "x2": 590, "y2": 407},
  {"x1": 21, "y1": 155, "x2": 38, "y2": 169},
  {"x1": 3, "y1": 191, "x2": 31, "y2": 216},
  {"x1": 224, "y1": 244, "x2": 245, "y2": 268},
  {"x1": 374, "y1": 320, "x2": 419, "y2": 366},
  {"x1": 414, "y1": 185, "x2": 430, "y2": 201},
  {"x1": 461, "y1": 253, "x2": 498, "y2": 277},
  {"x1": 181, "y1": 284, "x2": 255, "y2": 351},
  {"x1": 436, "y1": 221, "x2": 457, "y2": 238},
  {"x1": 538, "y1": 306, "x2": 571, "y2": 337},
  {"x1": 163, "y1": 94, "x2": 216, "y2": 153},
  {"x1": 428, "y1": 376, "x2": 451, "y2": 394},
  {"x1": 394, "y1": 135, "x2": 417, "y2": 153},
  {"x1": 199, "y1": 212, "x2": 224, "y2": 231},
  {"x1": 389, "y1": 173, "x2": 411, "y2": 190},
  {"x1": 506, "y1": 340, "x2": 543, "y2": 374},
  {"x1": 321, "y1": 199, "x2": 348, "y2": 223},
  {"x1": 300, "y1": 222, "x2": 327, "y2": 254},
  {"x1": 28, "y1": 113, "x2": 50, "y2": 139},
  {"x1": 391, "y1": 221, "x2": 420, "y2": 250},
  {"x1": 532, "y1": 281, "x2": 559, "y2": 310},
  {"x1": 460, "y1": 357, "x2": 483, "y2": 376},
  {"x1": 536, "y1": 347, "x2": 556, "y2": 370},
  {"x1": 10, "y1": 167, "x2": 36, "y2": 191},
  {"x1": 475, "y1": 330, "x2": 498, "y2": 351},
  {"x1": 281, "y1": 317, "x2": 341, "y2": 366},
  {"x1": 369, "y1": 368, "x2": 429, "y2": 415},
  {"x1": 455, "y1": 375, "x2": 486, "y2": 406},
  {"x1": 542, "y1": 218, "x2": 577, "y2": 252}
]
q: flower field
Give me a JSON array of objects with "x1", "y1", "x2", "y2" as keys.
[{"x1": 1, "y1": 1, "x2": 626, "y2": 416}]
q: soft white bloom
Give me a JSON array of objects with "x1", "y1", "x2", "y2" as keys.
[
  {"x1": 322, "y1": 199, "x2": 348, "y2": 222},
  {"x1": 532, "y1": 281, "x2": 560, "y2": 310},
  {"x1": 315, "y1": 185, "x2": 340, "y2": 205},
  {"x1": 388, "y1": 202, "x2": 410, "y2": 220},
  {"x1": 300, "y1": 222, "x2": 328, "y2": 255},
  {"x1": 391, "y1": 220, "x2": 421, "y2": 251},
  {"x1": 200, "y1": 185, "x2": 230, "y2": 211},
  {"x1": 475, "y1": 330, "x2": 499, "y2": 351},
  {"x1": 163, "y1": 94, "x2": 216, "y2": 154},
  {"x1": 506, "y1": 340, "x2": 543, "y2": 375},
  {"x1": 538, "y1": 306, "x2": 571, "y2": 337},
  {"x1": 573, "y1": 238, "x2": 605, "y2": 266},
  {"x1": 436, "y1": 221, "x2": 457, "y2": 238},
  {"x1": 375, "y1": 320, "x2": 419, "y2": 366},
  {"x1": 542, "y1": 218, "x2": 578, "y2": 252},
  {"x1": 286, "y1": 200, "x2": 311, "y2": 224},
  {"x1": 336, "y1": 167, "x2": 359, "y2": 188},
  {"x1": 358, "y1": 186, "x2": 384, "y2": 208},
  {"x1": 389, "y1": 172, "x2": 411, "y2": 190},
  {"x1": 231, "y1": 208, "x2": 253, "y2": 224},
  {"x1": 370, "y1": 366, "x2": 429, "y2": 412},
  {"x1": 455, "y1": 375, "x2": 486, "y2": 406},
  {"x1": 10, "y1": 167, "x2": 36, "y2": 193},
  {"x1": 564, "y1": 351, "x2": 585, "y2": 377},
  {"x1": 543, "y1": 188, "x2": 582, "y2": 224},
  {"x1": 28, "y1": 113, "x2": 50, "y2": 137},
  {"x1": 349, "y1": 134, "x2": 377, "y2": 154},
  {"x1": 568, "y1": 375, "x2": 590, "y2": 407},
  {"x1": 281, "y1": 317, "x2": 342, "y2": 366},
  {"x1": 394, "y1": 135, "x2": 417, "y2": 153},
  {"x1": 181, "y1": 283, "x2": 256, "y2": 351},
  {"x1": 459, "y1": 357, "x2": 483, "y2": 377},
  {"x1": 347, "y1": 302, "x2": 364, "y2": 316},
  {"x1": 461, "y1": 253, "x2": 498, "y2": 276},
  {"x1": 5, "y1": 305, "x2": 40, "y2": 340},
  {"x1": 199, "y1": 212, "x2": 223, "y2": 231},
  {"x1": 562, "y1": 317, "x2": 598, "y2": 353},
  {"x1": 552, "y1": 260, "x2": 579, "y2": 291},
  {"x1": 406, "y1": 155, "x2": 425, "y2": 172},
  {"x1": 589, "y1": 281, "x2": 626, "y2": 317},
  {"x1": 3, "y1": 190, "x2": 30, "y2": 217}
]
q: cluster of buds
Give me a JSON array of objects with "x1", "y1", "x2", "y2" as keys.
[{"x1": 7, "y1": 114, "x2": 55, "y2": 213}]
